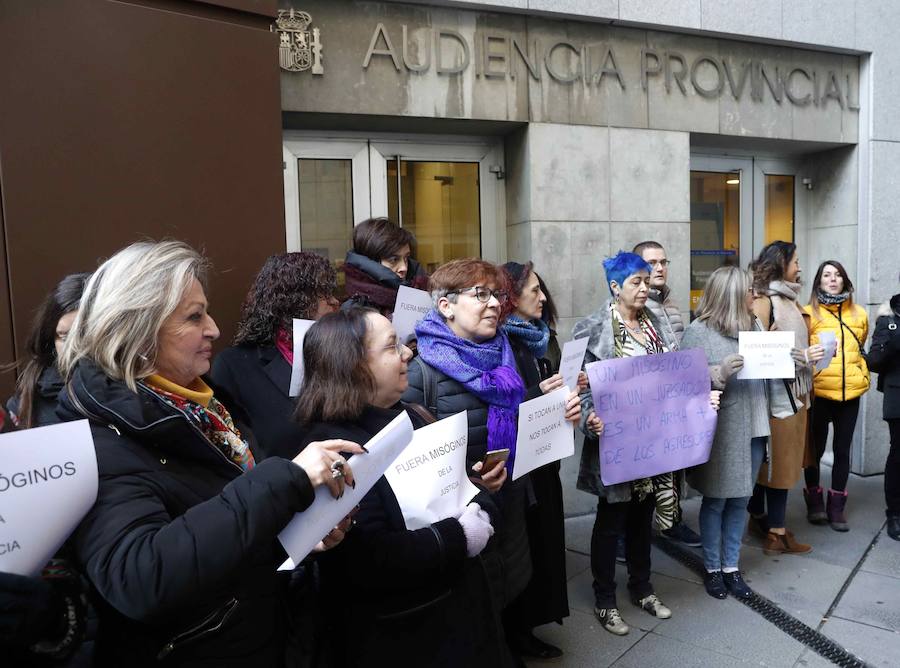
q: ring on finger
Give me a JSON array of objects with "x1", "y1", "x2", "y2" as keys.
[{"x1": 331, "y1": 468, "x2": 345, "y2": 480}]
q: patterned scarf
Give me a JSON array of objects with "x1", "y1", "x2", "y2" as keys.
[
  {"x1": 502, "y1": 315, "x2": 550, "y2": 358},
  {"x1": 144, "y1": 377, "x2": 255, "y2": 471},
  {"x1": 610, "y1": 304, "x2": 668, "y2": 357},
  {"x1": 415, "y1": 310, "x2": 525, "y2": 468},
  {"x1": 817, "y1": 289, "x2": 850, "y2": 306}
]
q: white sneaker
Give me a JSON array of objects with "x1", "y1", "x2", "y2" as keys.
[
  {"x1": 634, "y1": 594, "x2": 672, "y2": 619},
  {"x1": 594, "y1": 607, "x2": 630, "y2": 635}
]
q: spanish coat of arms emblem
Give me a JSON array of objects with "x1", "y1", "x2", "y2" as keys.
[{"x1": 276, "y1": 9, "x2": 324, "y2": 74}]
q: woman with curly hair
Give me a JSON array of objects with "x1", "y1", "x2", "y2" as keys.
[{"x1": 211, "y1": 252, "x2": 339, "y2": 460}]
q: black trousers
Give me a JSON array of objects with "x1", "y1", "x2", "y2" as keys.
[
  {"x1": 887, "y1": 420, "x2": 900, "y2": 517},
  {"x1": 805, "y1": 396, "x2": 861, "y2": 491},
  {"x1": 590, "y1": 494, "x2": 654, "y2": 608}
]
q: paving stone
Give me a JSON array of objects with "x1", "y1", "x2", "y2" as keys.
[
  {"x1": 818, "y1": 616, "x2": 900, "y2": 668},
  {"x1": 565, "y1": 548, "x2": 591, "y2": 582},
  {"x1": 859, "y1": 529, "x2": 900, "y2": 580},
  {"x1": 648, "y1": 572, "x2": 809, "y2": 665},
  {"x1": 525, "y1": 608, "x2": 646, "y2": 668},
  {"x1": 612, "y1": 631, "x2": 758, "y2": 667},
  {"x1": 738, "y1": 544, "x2": 852, "y2": 627},
  {"x1": 831, "y1": 570, "x2": 900, "y2": 633}
]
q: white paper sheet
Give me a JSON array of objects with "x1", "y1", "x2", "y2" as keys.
[
  {"x1": 391, "y1": 285, "x2": 433, "y2": 344},
  {"x1": 277, "y1": 411, "x2": 414, "y2": 570},
  {"x1": 559, "y1": 337, "x2": 590, "y2": 393},
  {"x1": 816, "y1": 331, "x2": 838, "y2": 371},
  {"x1": 512, "y1": 387, "x2": 574, "y2": 481},
  {"x1": 0, "y1": 420, "x2": 98, "y2": 576},
  {"x1": 384, "y1": 411, "x2": 479, "y2": 530},
  {"x1": 289, "y1": 318, "x2": 316, "y2": 397},
  {"x1": 737, "y1": 330, "x2": 796, "y2": 379}
]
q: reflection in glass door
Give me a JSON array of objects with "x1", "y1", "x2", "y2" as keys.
[
  {"x1": 386, "y1": 159, "x2": 481, "y2": 274},
  {"x1": 297, "y1": 158, "x2": 355, "y2": 294},
  {"x1": 689, "y1": 171, "x2": 742, "y2": 316},
  {"x1": 763, "y1": 174, "x2": 795, "y2": 245}
]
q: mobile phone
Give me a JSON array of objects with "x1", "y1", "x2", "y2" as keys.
[{"x1": 481, "y1": 448, "x2": 510, "y2": 471}]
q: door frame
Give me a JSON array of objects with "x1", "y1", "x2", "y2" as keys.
[{"x1": 282, "y1": 131, "x2": 506, "y2": 262}]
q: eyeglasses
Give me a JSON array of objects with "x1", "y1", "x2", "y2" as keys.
[
  {"x1": 647, "y1": 259, "x2": 671, "y2": 268},
  {"x1": 370, "y1": 341, "x2": 407, "y2": 356},
  {"x1": 451, "y1": 286, "x2": 509, "y2": 304}
]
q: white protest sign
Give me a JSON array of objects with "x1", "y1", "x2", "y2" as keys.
[
  {"x1": 816, "y1": 331, "x2": 837, "y2": 371},
  {"x1": 289, "y1": 318, "x2": 316, "y2": 397},
  {"x1": 0, "y1": 420, "x2": 98, "y2": 576},
  {"x1": 559, "y1": 337, "x2": 590, "y2": 392},
  {"x1": 737, "y1": 331, "x2": 796, "y2": 379},
  {"x1": 392, "y1": 286, "x2": 433, "y2": 344},
  {"x1": 384, "y1": 411, "x2": 479, "y2": 530},
  {"x1": 278, "y1": 411, "x2": 414, "y2": 570},
  {"x1": 512, "y1": 387, "x2": 574, "y2": 481}
]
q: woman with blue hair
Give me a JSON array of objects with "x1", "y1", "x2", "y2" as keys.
[{"x1": 572, "y1": 250, "x2": 680, "y2": 636}]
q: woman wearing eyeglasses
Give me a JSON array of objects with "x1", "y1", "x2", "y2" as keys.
[
  {"x1": 402, "y1": 259, "x2": 558, "y2": 662},
  {"x1": 294, "y1": 308, "x2": 502, "y2": 667}
]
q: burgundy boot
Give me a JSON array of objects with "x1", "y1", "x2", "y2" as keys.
[
  {"x1": 804, "y1": 486, "x2": 828, "y2": 525},
  {"x1": 827, "y1": 489, "x2": 849, "y2": 532}
]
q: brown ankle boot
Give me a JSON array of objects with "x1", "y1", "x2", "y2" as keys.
[
  {"x1": 803, "y1": 486, "x2": 828, "y2": 525},
  {"x1": 763, "y1": 530, "x2": 812, "y2": 555}
]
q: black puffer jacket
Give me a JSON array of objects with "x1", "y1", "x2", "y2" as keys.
[
  {"x1": 56, "y1": 359, "x2": 316, "y2": 668},
  {"x1": 300, "y1": 405, "x2": 505, "y2": 668},
  {"x1": 868, "y1": 294, "x2": 900, "y2": 420},
  {"x1": 402, "y1": 356, "x2": 533, "y2": 612}
]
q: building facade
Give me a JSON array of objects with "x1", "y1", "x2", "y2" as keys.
[{"x1": 276, "y1": 0, "x2": 896, "y2": 476}]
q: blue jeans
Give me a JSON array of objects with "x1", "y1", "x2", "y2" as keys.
[{"x1": 699, "y1": 437, "x2": 767, "y2": 570}]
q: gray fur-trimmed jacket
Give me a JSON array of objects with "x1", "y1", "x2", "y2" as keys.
[
  {"x1": 573, "y1": 300, "x2": 679, "y2": 503},
  {"x1": 645, "y1": 285, "x2": 684, "y2": 347}
]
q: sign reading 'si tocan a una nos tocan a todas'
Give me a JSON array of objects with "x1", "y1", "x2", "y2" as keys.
[{"x1": 277, "y1": 2, "x2": 860, "y2": 142}]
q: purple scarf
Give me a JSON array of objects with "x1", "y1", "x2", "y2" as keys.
[{"x1": 415, "y1": 310, "x2": 525, "y2": 469}]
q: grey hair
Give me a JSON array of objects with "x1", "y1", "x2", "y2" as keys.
[
  {"x1": 59, "y1": 240, "x2": 210, "y2": 391},
  {"x1": 695, "y1": 265, "x2": 754, "y2": 337},
  {"x1": 430, "y1": 289, "x2": 459, "y2": 307}
]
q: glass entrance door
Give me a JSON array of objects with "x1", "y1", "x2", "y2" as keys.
[
  {"x1": 283, "y1": 133, "x2": 505, "y2": 285},
  {"x1": 689, "y1": 155, "x2": 800, "y2": 315}
]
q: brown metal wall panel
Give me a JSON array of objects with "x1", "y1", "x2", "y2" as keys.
[
  {"x1": 0, "y1": 0, "x2": 285, "y2": 382},
  {"x1": 0, "y1": 178, "x2": 16, "y2": 401}
]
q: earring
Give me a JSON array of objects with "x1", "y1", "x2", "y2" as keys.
[{"x1": 448, "y1": 312, "x2": 455, "y2": 321}]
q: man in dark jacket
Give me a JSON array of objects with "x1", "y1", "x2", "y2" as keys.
[{"x1": 867, "y1": 292, "x2": 900, "y2": 541}]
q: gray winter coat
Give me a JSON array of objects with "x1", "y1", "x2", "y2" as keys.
[
  {"x1": 573, "y1": 300, "x2": 679, "y2": 503},
  {"x1": 646, "y1": 286, "x2": 685, "y2": 347},
  {"x1": 681, "y1": 320, "x2": 770, "y2": 498}
]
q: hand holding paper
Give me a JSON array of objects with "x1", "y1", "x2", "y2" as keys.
[
  {"x1": 278, "y1": 412, "x2": 414, "y2": 570},
  {"x1": 815, "y1": 331, "x2": 838, "y2": 371},
  {"x1": 512, "y1": 387, "x2": 575, "y2": 481}
]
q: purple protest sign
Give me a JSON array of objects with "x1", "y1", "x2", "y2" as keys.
[{"x1": 585, "y1": 348, "x2": 717, "y2": 486}]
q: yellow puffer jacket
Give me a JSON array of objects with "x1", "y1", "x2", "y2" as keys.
[{"x1": 804, "y1": 301, "x2": 870, "y2": 401}]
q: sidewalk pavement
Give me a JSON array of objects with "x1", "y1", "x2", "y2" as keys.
[{"x1": 528, "y1": 469, "x2": 900, "y2": 667}]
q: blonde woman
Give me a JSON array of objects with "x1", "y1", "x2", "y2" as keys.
[
  {"x1": 57, "y1": 240, "x2": 362, "y2": 666},
  {"x1": 682, "y1": 267, "x2": 768, "y2": 599}
]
